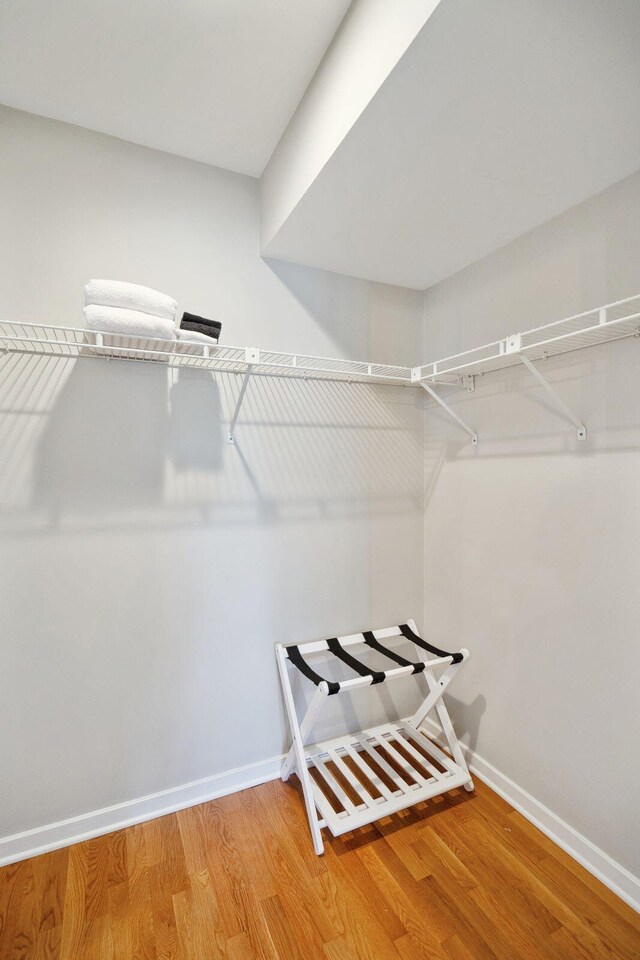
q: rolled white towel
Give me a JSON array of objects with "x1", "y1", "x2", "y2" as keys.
[
  {"x1": 84, "y1": 279, "x2": 177, "y2": 321},
  {"x1": 83, "y1": 304, "x2": 177, "y2": 340}
]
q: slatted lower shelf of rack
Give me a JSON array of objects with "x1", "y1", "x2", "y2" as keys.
[{"x1": 305, "y1": 719, "x2": 470, "y2": 837}]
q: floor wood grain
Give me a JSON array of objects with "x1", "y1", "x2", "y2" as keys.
[{"x1": 1, "y1": 777, "x2": 638, "y2": 959}]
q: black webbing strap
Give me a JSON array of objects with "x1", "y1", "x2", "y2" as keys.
[
  {"x1": 362, "y1": 631, "x2": 425, "y2": 674},
  {"x1": 399, "y1": 623, "x2": 463, "y2": 664},
  {"x1": 285, "y1": 645, "x2": 340, "y2": 695},
  {"x1": 327, "y1": 638, "x2": 386, "y2": 684}
]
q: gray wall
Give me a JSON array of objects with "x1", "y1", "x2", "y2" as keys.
[
  {"x1": 0, "y1": 105, "x2": 425, "y2": 837},
  {"x1": 422, "y1": 169, "x2": 640, "y2": 875}
]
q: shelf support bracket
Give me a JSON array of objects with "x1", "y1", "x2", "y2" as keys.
[
  {"x1": 227, "y1": 366, "x2": 253, "y2": 444},
  {"x1": 228, "y1": 349, "x2": 260, "y2": 444},
  {"x1": 418, "y1": 381, "x2": 478, "y2": 445},
  {"x1": 519, "y1": 353, "x2": 587, "y2": 440}
]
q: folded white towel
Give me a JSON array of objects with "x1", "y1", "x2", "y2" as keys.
[
  {"x1": 84, "y1": 279, "x2": 177, "y2": 321},
  {"x1": 83, "y1": 304, "x2": 176, "y2": 340},
  {"x1": 176, "y1": 328, "x2": 218, "y2": 344}
]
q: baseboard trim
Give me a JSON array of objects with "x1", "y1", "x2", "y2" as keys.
[
  {"x1": 420, "y1": 717, "x2": 640, "y2": 914},
  {"x1": 3, "y1": 731, "x2": 639, "y2": 915},
  {"x1": 0, "y1": 753, "x2": 284, "y2": 867}
]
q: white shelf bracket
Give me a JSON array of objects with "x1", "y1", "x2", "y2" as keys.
[
  {"x1": 418, "y1": 381, "x2": 478, "y2": 445},
  {"x1": 228, "y1": 349, "x2": 259, "y2": 444},
  {"x1": 519, "y1": 353, "x2": 587, "y2": 440}
]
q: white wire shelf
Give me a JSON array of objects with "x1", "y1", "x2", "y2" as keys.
[
  {"x1": 413, "y1": 293, "x2": 640, "y2": 385},
  {"x1": 2, "y1": 293, "x2": 637, "y2": 446},
  {"x1": 410, "y1": 292, "x2": 640, "y2": 445},
  {"x1": 0, "y1": 321, "x2": 414, "y2": 387}
]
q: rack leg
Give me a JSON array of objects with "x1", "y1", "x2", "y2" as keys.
[
  {"x1": 404, "y1": 620, "x2": 472, "y2": 788},
  {"x1": 422, "y1": 667, "x2": 474, "y2": 790},
  {"x1": 419, "y1": 381, "x2": 478, "y2": 445},
  {"x1": 409, "y1": 658, "x2": 466, "y2": 730},
  {"x1": 281, "y1": 681, "x2": 328, "y2": 781},
  {"x1": 275, "y1": 645, "x2": 325, "y2": 855},
  {"x1": 519, "y1": 354, "x2": 587, "y2": 440},
  {"x1": 227, "y1": 365, "x2": 253, "y2": 444}
]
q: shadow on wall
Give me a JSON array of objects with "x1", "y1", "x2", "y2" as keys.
[
  {"x1": 264, "y1": 258, "x2": 371, "y2": 359},
  {"x1": 33, "y1": 358, "x2": 172, "y2": 516},
  {"x1": 0, "y1": 351, "x2": 427, "y2": 776},
  {"x1": 0, "y1": 351, "x2": 424, "y2": 533},
  {"x1": 29, "y1": 358, "x2": 229, "y2": 518},
  {"x1": 169, "y1": 367, "x2": 223, "y2": 472},
  {"x1": 439, "y1": 693, "x2": 487, "y2": 757},
  {"x1": 422, "y1": 343, "x2": 640, "y2": 512}
]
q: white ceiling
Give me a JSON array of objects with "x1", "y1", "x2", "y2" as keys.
[
  {"x1": 263, "y1": 0, "x2": 640, "y2": 289},
  {"x1": 0, "y1": 0, "x2": 351, "y2": 177}
]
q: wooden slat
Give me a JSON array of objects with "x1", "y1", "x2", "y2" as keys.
[
  {"x1": 359, "y1": 739, "x2": 414, "y2": 796},
  {"x1": 309, "y1": 779, "x2": 346, "y2": 837},
  {"x1": 392, "y1": 726, "x2": 446, "y2": 780},
  {"x1": 327, "y1": 750, "x2": 377, "y2": 810},
  {"x1": 402, "y1": 723, "x2": 466, "y2": 777},
  {"x1": 331, "y1": 772, "x2": 471, "y2": 837},
  {"x1": 312, "y1": 757, "x2": 360, "y2": 816},
  {"x1": 343, "y1": 744, "x2": 396, "y2": 801},
  {"x1": 374, "y1": 734, "x2": 434, "y2": 789}
]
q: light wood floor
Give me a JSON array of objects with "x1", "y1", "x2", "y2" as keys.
[{"x1": 1, "y1": 776, "x2": 638, "y2": 959}]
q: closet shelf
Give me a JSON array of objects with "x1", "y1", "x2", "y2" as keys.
[
  {"x1": 2, "y1": 292, "x2": 637, "y2": 446},
  {"x1": 0, "y1": 321, "x2": 414, "y2": 387},
  {"x1": 412, "y1": 293, "x2": 640, "y2": 445},
  {"x1": 413, "y1": 293, "x2": 640, "y2": 385}
]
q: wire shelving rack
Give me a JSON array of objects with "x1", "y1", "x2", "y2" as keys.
[{"x1": 1, "y1": 292, "x2": 638, "y2": 444}]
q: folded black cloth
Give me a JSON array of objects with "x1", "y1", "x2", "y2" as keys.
[
  {"x1": 181, "y1": 312, "x2": 222, "y2": 338},
  {"x1": 181, "y1": 320, "x2": 220, "y2": 341}
]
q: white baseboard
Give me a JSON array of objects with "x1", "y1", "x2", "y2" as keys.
[
  {"x1": 420, "y1": 717, "x2": 640, "y2": 914},
  {"x1": 0, "y1": 753, "x2": 283, "y2": 867},
  {"x1": 3, "y1": 732, "x2": 639, "y2": 916}
]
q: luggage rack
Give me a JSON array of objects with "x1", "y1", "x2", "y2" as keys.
[{"x1": 276, "y1": 620, "x2": 473, "y2": 854}]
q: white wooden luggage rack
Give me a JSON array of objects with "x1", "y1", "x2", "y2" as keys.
[{"x1": 276, "y1": 619, "x2": 474, "y2": 855}]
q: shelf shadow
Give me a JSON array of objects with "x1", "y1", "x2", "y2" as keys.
[{"x1": 32, "y1": 356, "x2": 171, "y2": 517}]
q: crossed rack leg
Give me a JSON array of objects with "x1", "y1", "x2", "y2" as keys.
[{"x1": 275, "y1": 619, "x2": 473, "y2": 855}]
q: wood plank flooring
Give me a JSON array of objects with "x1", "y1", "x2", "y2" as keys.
[{"x1": 1, "y1": 776, "x2": 638, "y2": 959}]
